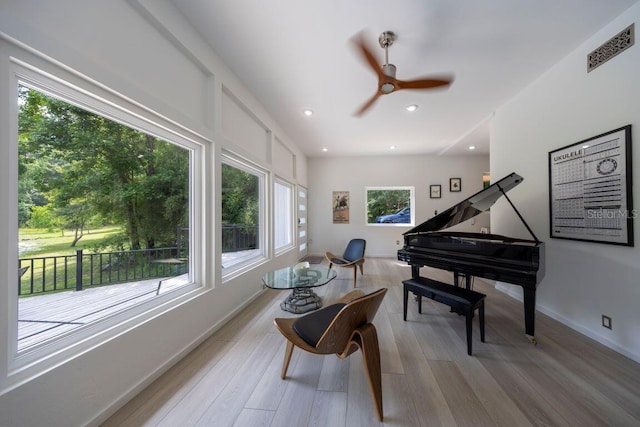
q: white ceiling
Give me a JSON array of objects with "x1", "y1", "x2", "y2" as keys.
[{"x1": 172, "y1": 0, "x2": 638, "y2": 157}]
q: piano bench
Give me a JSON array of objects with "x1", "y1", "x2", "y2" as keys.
[{"x1": 403, "y1": 277, "x2": 486, "y2": 356}]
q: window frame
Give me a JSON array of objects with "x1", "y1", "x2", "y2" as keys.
[
  {"x1": 2, "y1": 56, "x2": 207, "y2": 393},
  {"x1": 273, "y1": 177, "x2": 295, "y2": 255},
  {"x1": 365, "y1": 186, "x2": 415, "y2": 226},
  {"x1": 220, "y1": 151, "x2": 267, "y2": 278}
]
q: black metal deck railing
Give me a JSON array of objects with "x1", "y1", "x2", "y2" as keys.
[
  {"x1": 18, "y1": 223, "x2": 258, "y2": 296},
  {"x1": 18, "y1": 247, "x2": 188, "y2": 296}
]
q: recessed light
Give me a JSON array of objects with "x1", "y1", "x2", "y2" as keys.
[
  {"x1": 303, "y1": 109, "x2": 313, "y2": 116},
  {"x1": 405, "y1": 104, "x2": 418, "y2": 112},
  {"x1": 469, "y1": 145, "x2": 476, "y2": 150},
  {"x1": 390, "y1": 145, "x2": 396, "y2": 150},
  {"x1": 582, "y1": 145, "x2": 589, "y2": 149},
  {"x1": 322, "y1": 147, "x2": 328, "y2": 152}
]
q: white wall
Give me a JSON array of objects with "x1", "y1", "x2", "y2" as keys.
[
  {"x1": 491, "y1": 3, "x2": 640, "y2": 362},
  {"x1": 0, "y1": 1, "x2": 307, "y2": 426},
  {"x1": 308, "y1": 155, "x2": 490, "y2": 257}
]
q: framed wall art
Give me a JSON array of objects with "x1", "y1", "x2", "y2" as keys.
[
  {"x1": 430, "y1": 184, "x2": 441, "y2": 199},
  {"x1": 449, "y1": 177, "x2": 461, "y2": 192},
  {"x1": 549, "y1": 124, "x2": 633, "y2": 246},
  {"x1": 332, "y1": 191, "x2": 349, "y2": 224}
]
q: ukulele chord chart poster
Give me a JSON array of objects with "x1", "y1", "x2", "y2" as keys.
[{"x1": 549, "y1": 125, "x2": 633, "y2": 246}]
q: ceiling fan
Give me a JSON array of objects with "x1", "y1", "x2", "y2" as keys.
[{"x1": 352, "y1": 30, "x2": 453, "y2": 116}]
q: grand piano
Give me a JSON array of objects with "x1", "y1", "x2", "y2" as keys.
[{"x1": 397, "y1": 172, "x2": 545, "y2": 343}]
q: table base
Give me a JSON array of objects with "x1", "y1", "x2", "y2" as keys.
[{"x1": 280, "y1": 288, "x2": 322, "y2": 314}]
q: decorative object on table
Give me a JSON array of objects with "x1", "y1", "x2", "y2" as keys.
[
  {"x1": 273, "y1": 288, "x2": 388, "y2": 421},
  {"x1": 292, "y1": 261, "x2": 310, "y2": 278},
  {"x1": 549, "y1": 124, "x2": 633, "y2": 246},
  {"x1": 262, "y1": 264, "x2": 337, "y2": 313},
  {"x1": 449, "y1": 177, "x2": 462, "y2": 192},
  {"x1": 325, "y1": 238, "x2": 366, "y2": 287},
  {"x1": 332, "y1": 190, "x2": 349, "y2": 224},
  {"x1": 429, "y1": 184, "x2": 441, "y2": 199}
]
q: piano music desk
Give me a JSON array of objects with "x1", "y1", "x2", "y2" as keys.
[{"x1": 403, "y1": 277, "x2": 486, "y2": 355}]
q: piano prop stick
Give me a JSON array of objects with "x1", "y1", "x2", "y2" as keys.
[{"x1": 397, "y1": 172, "x2": 545, "y2": 345}]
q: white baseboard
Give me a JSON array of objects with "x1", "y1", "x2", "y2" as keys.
[
  {"x1": 494, "y1": 283, "x2": 639, "y2": 364},
  {"x1": 86, "y1": 288, "x2": 267, "y2": 426}
]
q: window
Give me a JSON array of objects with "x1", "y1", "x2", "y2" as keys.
[
  {"x1": 221, "y1": 154, "x2": 265, "y2": 272},
  {"x1": 366, "y1": 187, "x2": 415, "y2": 225},
  {"x1": 274, "y1": 178, "x2": 294, "y2": 253},
  {"x1": 6, "y1": 60, "x2": 202, "y2": 383}
]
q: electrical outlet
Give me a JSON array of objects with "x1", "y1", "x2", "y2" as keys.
[
  {"x1": 396, "y1": 240, "x2": 400, "y2": 245},
  {"x1": 602, "y1": 315, "x2": 612, "y2": 329}
]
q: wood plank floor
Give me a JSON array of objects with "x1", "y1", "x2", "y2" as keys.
[{"x1": 102, "y1": 258, "x2": 640, "y2": 427}]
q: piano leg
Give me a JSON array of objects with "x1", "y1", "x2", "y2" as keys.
[
  {"x1": 523, "y1": 287, "x2": 538, "y2": 345},
  {"x1": 453, "y1": 272, "x2": 472, "y2": 289},
  {"x1": 411, "y1": 265, "x2": 421, "y2": 301},
  {"x1": 411, "y1": 265, "x2": 420, "y2": 278}
]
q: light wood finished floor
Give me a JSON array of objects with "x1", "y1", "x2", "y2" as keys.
[{"x1": 102, "y1": 258, "x2": 640, "y2": 426}]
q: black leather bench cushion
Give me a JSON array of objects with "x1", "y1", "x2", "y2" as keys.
[
  {"x1": 293, "y1": 303, "x2": 346, "y2": 346},
  {"x1": 403, "y1": 278, "x2": 485, "y2": 305}
]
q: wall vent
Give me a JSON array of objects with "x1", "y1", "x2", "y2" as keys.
[{"x1": 588, "y1": 23, "x2": 634, "y2": 72}]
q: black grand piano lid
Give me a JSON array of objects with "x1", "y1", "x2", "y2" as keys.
[{"x1": 405, "y1": 172, "x2": 524, "y2": 235}]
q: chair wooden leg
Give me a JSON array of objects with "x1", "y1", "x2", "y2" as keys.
[
  {"x1": 352, "y1": 266, "x2": 357, "y2": 287},
  {"x1": 281, "y1": 340, "x2": 294, "y2": 379},
  {"x1": 355, "y1": 324, "x2": 383, "y2": 421}
]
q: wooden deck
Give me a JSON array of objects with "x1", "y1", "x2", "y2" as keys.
[
  {"x1": 17, "y1": 249, "x2": 256, "y2": 350},
  {"x1": 18, "y1": 274, "x2": 187, "y2": 350}
]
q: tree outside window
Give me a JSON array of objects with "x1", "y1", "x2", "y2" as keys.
[
  {"x1": 366, "y1": 187, "x2": 414, "y2": 225},
  {"x1": 17, "y1": 83, "x2": 192, "y2": 350},
  {"x1": 221, "y1": 156, "x2": 264, "y2": 270}
]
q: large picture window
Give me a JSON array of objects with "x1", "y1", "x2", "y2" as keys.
[
  {"x1": 5, "y1": 61, "x2": 203, "y2": 385},
  {"x1": 366, "y1": 187, "x2": 415, "y2": 225},
  {"x1": 16, "y1": 83, "x2": 194, "y2": 351},
  {"x1": 221, "y1": 154, "x2": 265, "y2": 272}
]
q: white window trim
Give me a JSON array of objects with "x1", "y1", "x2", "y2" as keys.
[
  {"x1": 273, "y1": 176, "x2": 296, "y2": 255},
  {"x1": 365, "y1": 186, "x2": 415, "y2": 226},
  {"x1": 1, "y1": 54, "x2": 208, "y2": 394}
]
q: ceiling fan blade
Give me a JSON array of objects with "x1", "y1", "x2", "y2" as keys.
[
  {"x1": 354, "y1": 91, "x2": 382, "y2": 116},
  {"x1": 351, "y1": 32, "x2": 384, "y2": 80},
  {"x1": 396, "y1": 76, "x2": 453, "y2": 90}
]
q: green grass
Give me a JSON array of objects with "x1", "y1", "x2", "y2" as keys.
[
  {"x1": 18, "y1": 225, "x2": 186, "y2": 296},
  {"x1": 19, "y1": 225, "x2": 122, "y2": 258}
]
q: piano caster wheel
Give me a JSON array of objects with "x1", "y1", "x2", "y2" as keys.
[{"x1": 526, "y1": 335, "x2": 538, "y2": 345}]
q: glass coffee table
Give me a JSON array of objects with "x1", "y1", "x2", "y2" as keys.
[{"x1": 262, "y1": 265, "x2": 337, "y2": 313}]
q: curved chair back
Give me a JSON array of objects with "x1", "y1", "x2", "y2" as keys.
[
  {"x1": 343, "y1": 238, "x2": 366, "y2": 262},
  {"x1": 315, "y1": 288, "x2": 386, "y2": 353}
]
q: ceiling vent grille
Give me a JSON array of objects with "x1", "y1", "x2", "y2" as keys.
[{"x1": 588, "y1": 23, "x2": 634, "y2": 72}]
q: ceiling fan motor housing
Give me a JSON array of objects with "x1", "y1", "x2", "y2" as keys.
[{"x1": 381, "y1": 63, "x2": 396, "y2": 93}]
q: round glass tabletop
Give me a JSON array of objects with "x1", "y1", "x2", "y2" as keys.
[{"x1": 262, "y1": 265, "x2": 337, "y2": 290}]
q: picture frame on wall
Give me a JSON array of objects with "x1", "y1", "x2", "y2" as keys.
[
  {"x1": 449, "y1": 177, "x2": 462, "y2": 192},
  {"x1": 549, "y1": 124, "x2": 633, "y2": 246},
  {"x1": 429, "y1": 184, "x2": 441, "y2": 199},
  {"x1": 332, "y1": 190, "x2": 349, "y2": 224}
]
